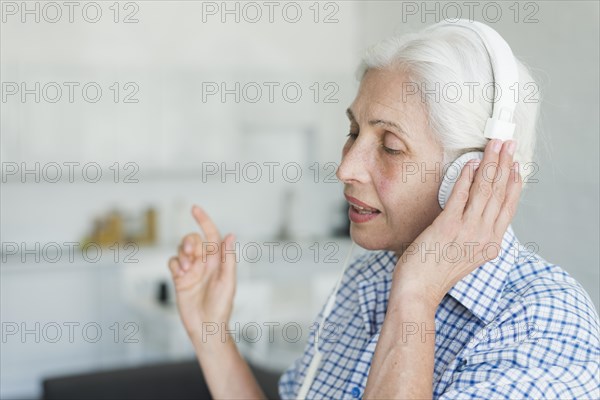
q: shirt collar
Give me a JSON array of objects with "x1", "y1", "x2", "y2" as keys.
[
  {"x1": 355, "y1": 225, "x2": 518, "y2": 329},
  {"x1": 446, "y1": 225, "x2": 517, "y2": 324}
]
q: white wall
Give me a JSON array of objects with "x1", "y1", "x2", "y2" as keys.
[{"x1": 1, "y1": 1, "x2": 362, "y2": 245}]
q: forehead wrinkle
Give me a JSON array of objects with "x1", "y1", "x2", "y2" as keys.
[{"x1": 366, "y1": 100, "x2": 413, "y2": 138}]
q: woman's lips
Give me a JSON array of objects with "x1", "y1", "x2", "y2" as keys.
[
  {"x1": 344, "y1": 194, "x2": 381, "y2": 223},
  {"x1": 348, "y1": 205, "x2": 381, "y2": 223},
  {"x1": 344, "y1": 194, "x2": 380, "y2": 211}
]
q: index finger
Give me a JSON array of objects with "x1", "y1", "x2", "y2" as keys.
[{"x1": 191, "y1": 205, "x2": 222, "y2": 244}]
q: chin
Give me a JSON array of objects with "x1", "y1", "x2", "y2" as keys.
[
  {"x1": 349, "y1": 224, "x2": 389, "y2": 251},
  {"x1": 349, "y1": 223, "x2": 408, "y2": 255}
]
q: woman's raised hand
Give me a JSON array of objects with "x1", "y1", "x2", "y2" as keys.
[
  {"x1": 391, "y1": 139, "x2": 522, "y2": 310},
  {"x1": 168, "y1": 205, "x2": 237, "y2": 341}
]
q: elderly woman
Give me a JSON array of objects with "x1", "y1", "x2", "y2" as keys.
[{"x1": 168, "y1": 20, "x2": 600, "y2": 399}]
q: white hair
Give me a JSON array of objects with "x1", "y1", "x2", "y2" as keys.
[{"x1": 356, "y1": 22, "x2": 540, "y2": 186}]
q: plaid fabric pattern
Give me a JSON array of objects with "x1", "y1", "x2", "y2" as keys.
[{"x1": 278, "y1": 225, "x2": 600, "y2": 399}]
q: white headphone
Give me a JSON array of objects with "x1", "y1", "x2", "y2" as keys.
[
  {"x1": 297, "y1": 20, "x2": 519, "y2": 400},
  {"x1": 438, "y1": 20, "x2": 519, "y2": 209}
]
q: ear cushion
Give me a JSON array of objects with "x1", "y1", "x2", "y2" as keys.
[{"x1": 438, "y1": 151, "x2": 484, "y2": 209}]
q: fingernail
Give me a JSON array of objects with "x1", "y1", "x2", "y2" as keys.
[
  {"x1": 492, "y1": 139, "x2": 502, "y2": 154},
  {"x1": 185, "y1": 242, "x2": 192, "y2": 253},
  {"x1": 507, "y1": 140, "x2": 516, "y2": 156}
]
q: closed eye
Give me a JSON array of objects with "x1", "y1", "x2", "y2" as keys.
[
  {"x1": 346, "y1": 131, "x2": 404, "y2": 156},
  {"x1": 382, "y1": 145, "x2": 403, "y2": 155}
]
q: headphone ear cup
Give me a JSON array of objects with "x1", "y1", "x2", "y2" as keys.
[{"x1": 438, "y1": 151, "x2": 484, "y2": 209}]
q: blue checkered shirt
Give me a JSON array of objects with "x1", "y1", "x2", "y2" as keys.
[{"x1": 278, "y1": 226, "x2": 600, "y2": 399}]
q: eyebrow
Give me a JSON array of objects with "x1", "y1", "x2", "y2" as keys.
[{"x1": 346, "y1": 108, "x2": 410, "y2": 139}]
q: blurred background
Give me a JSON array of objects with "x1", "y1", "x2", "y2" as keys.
[{"x1": 1, "y1": 1, "x2": 598, "y2": 399}]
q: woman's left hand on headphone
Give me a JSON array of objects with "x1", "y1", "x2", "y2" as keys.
[{"x1": 390, "y1": 139, "x2": 522, "y2": 311}]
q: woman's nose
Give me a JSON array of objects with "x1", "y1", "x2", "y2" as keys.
[{"x1": 336, "y1": 142, "x2": 370, "y2": 184}]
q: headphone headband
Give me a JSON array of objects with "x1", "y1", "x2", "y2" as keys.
[{"x1": 439, "y1": 20, "x2": 519, "y2": 141}]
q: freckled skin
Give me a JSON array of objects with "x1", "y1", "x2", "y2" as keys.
[{"x1": 336, "y1": 68, "x2": 445, "y2": 257}]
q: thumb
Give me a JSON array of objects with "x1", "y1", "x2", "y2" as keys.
[{"x1": 219, "y1": 233, "x2": 237, "y2": 283}]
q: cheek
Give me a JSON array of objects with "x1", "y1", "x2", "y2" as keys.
[
  {"x1": 375, "y1": 165, "x2": 395, "y2": 198},
  {"x1": 376, "y1": 162, "x2": 437, "y2": 218},
  {"x1": 376, "y1": 168, "x2": 409, "y2": 215}
]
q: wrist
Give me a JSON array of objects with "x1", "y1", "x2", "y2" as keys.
[
  {"x1": 390, "y1": 268, "x2": 444, "y2": 313},
  {"x1": 189, "y1": 321, "x2": 236, "y2": 356},
  {"x1": 388, "y1": 289, "x2": 439, "y2": 319}
]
